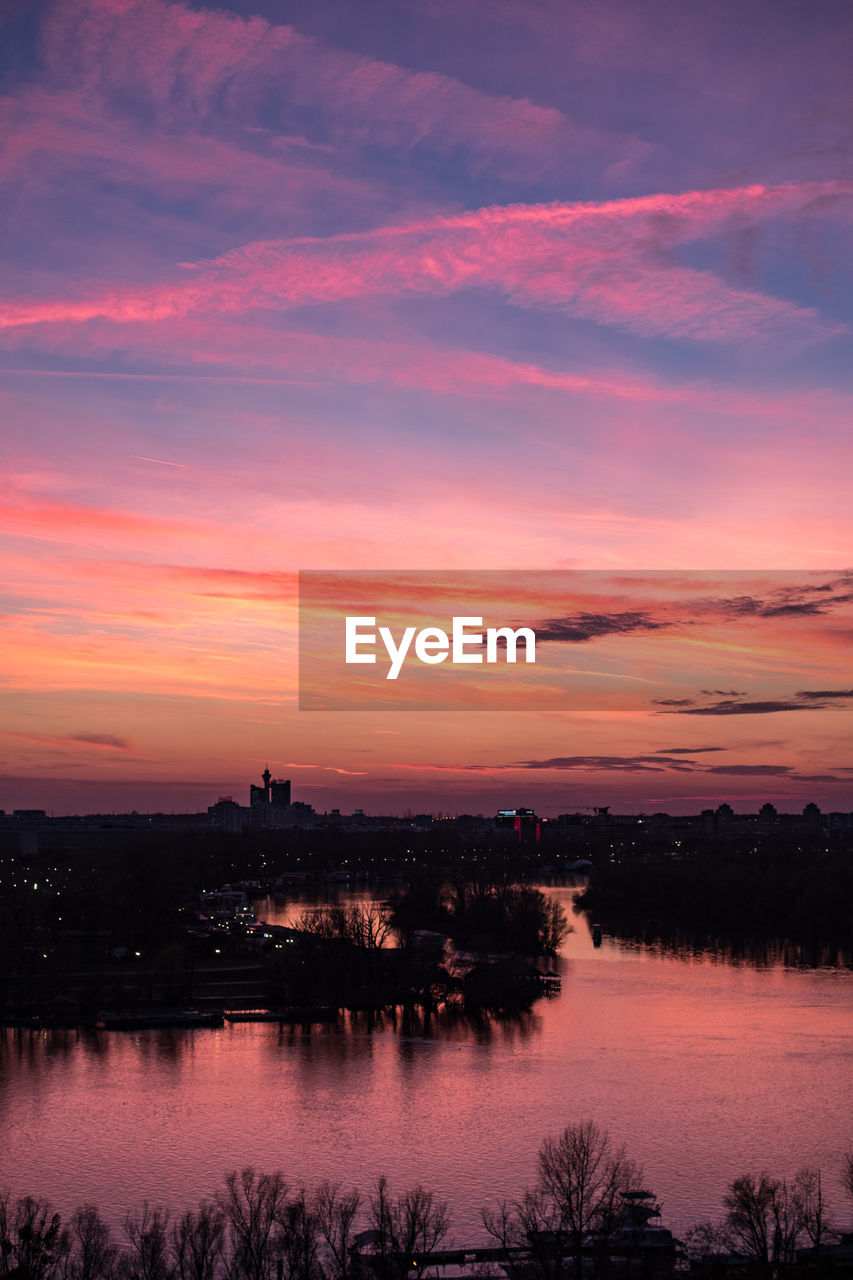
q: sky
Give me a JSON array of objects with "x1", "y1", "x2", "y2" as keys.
[{"x1": 1, "y1": 0, "x2": 852, "y2": 816}]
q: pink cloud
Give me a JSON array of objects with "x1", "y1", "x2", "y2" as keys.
[
  {"x1": 5, "y1": 312, "x2": 853, "y2": 430},
  {"x1": 3, "y1": 181, "x2": 848, "y2": 342},
  {"x1": 37, "y1": 0, "x2": 632, "y2": 179},
  {"x1": 0, "y1": 488, "x2": 209, "y2": 545},
  {"x1": 0, "y1": 87, "x2": 377, "y2": 226},
  {"x1": 8, "y1": 731, "x2": 130, "y2": 752}
]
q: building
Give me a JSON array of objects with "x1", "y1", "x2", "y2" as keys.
[
  {"x1": 248, "y1": 768, "x2": 311, "y2": 828},
  {"x1": 208, "y1": 797, "x2": 249, "y2": 833},
  {"x1": 496, "y1": 807, "x2": 541, "y2": 843}
]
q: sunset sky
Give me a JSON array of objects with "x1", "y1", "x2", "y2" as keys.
[{"x1": 2, "y1": 0, "x2": 852, "y2": 815}]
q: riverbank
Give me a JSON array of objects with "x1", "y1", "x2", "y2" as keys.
[{"x1": 576, "y1": 848, "x2": 853, "y2": 962}]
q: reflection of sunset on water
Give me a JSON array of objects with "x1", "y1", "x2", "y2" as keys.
[{"x1": 1, "y1": 889, "x2": 850, "y2": 1240}]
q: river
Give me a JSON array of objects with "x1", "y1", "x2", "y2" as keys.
[{"x1": 1, "y1": 885, "x2": 851, "y2": 1241}]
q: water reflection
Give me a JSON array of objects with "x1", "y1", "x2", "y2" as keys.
[
  {"x1": 591, "y1": 923, "x2": 853, "y2": 971},
  {"x1": 1, "y1": 885, "x2": 851, "y2": 1242},
  {"x1": 348, "y1": 1004, "x2": 539, "y2": 1045},
  {"x1": 261, "y1": 881, "x2": 853, "y2": 973}
]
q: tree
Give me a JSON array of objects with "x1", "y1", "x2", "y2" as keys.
[
  {"x1": 792, "y1": 1168, "x2": 832, "y2": 1257},
  {"x1": 683, "y1": 1218, "x2": 733, "y2": 1266},
  {"x1": 447, "y1": 884, "x2": 569, "y2": 956},
  {"x1": 482, "y1": 1192, "x2": 563, "y2": 1280},
  {"x1": 723, "y1": 1174, "x2": 801, "y2": 1279},
  {"x1": 538, "y1": 1121, "x2": 640, "y2": 1279},
  {"x1": 120, "y1": 1206, "x2": 173, "y2": 1280},
  {"x1": 217, "y1": 1170, "x2": 289, "y2": 1280},
  {"x1": 842, "y1": 1153, "x2": 853, "y2": 1203},
  {"x1": 483, "y1": 1122, "x2": 640, "y2": 1280},
  {"x1": 313, "y1": 1184, "x2": 360, "y2": 1280},
  {"x1": 66, "y1": 1206, "x2": 116, "y2": 1280},
  {"x1": 0, "y1": 1194, "x2": 69, "y2": 1280},
  {"x1": 367, "y1": 1178, "x2": 450, "y2": 1280},
  {"x1": 293, "y1": 905, "x2": 391, "y2": 951},
  {"x1": 344, "y1": 904, "x2": 392, "y2": 951},
  {"x1": 276, "y1": 1190, "x2": 321, "y2": 1280},
  {"x1": 170, "y1": 1204, "x2": 225, "y2": 1280}
]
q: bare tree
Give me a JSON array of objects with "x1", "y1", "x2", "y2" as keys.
[
  {"x1": 483, "y1": 1191, "x2": 563, "y2": 1280},
  {"x1": 842, "y1": 1154, "x2": 853, "y2": 1202},
  {"x1": 0, "y1": 1194, "x2": 70, "y2": 1280},
  {"x1": 540, "y1": 899, "x2": 571, "y2": 956},
  {"x1": 536, "y1": 1121, "x2": 641, "y2": 1279},
  {"x1": 293, "y1": 905, "x2": 391, "y2": 951},
  {"x1": 367, "y1": 1178, "x2": 450, "y2": 1280},
  {"x1": 291, "y1": 909, "x2": 348, "y2": 942},
  {"x1": 683, "y1": 1218, "x2": 733, "y2": 1265},
  {"x1": 277, "y1": 1190, "x2": 322, "y2": 1280},
  {"x1": 65, "y1": 1206, "x2": 116, "y2": 1280},
  {"x1": 345, "y1": 904, "x2": 392, "y2": 951},
  {"x1": 121, "y1": 1206, "x2": 173, "y2": 1280},
  {"x1": 171, "y1": 1204, "x2": 225, "y2": 1280},
  {"x1": 313, "y1": 1184, "x2": 360, "y2": 1280},
  {"x1": 723, "y1": 1174, "x2": 775, "y2": 1275},
  {"x1": 792, "y1": 1168, "x2": 833, "y2": 1257},
  {"x1": 684, "y1": 1167, "x2": 836, "y2": 1274},
  {"x1": 218, "y1": 1170, "x2": 292, "y2": 1280},
  {"x1": 723, "y1": 1174, "x2": 803, "y2": 1279}
]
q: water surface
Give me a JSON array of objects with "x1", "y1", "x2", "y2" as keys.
[{"x1": 2, "y1": 887, "x2": 851, "y2": 1240}]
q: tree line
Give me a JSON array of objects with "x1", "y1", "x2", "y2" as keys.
[
  {"x1": 577, "y1": 846, "x2": 853, "y2": 957},
  {"x1": 0, "y1": 1171, "x2": 448, "y2": 1280},
  {"x1": 4, "y1": 1124, "x2": 853, "y2": 1280},
  {"x1": 686, "y1": 1160, "x2": 853, "y2": 1278}
]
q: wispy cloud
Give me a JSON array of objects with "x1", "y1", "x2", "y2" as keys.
[
  {"x1": 9, "y1": 731, "x2": 130, "y2": 751},
  {"x1": 510, "y1": 754, "x2": 700, "y2": 772},
  {"x1": 38, "y1": 0, "x2": 634, "y2": 179},
  {"x1": 10, "y1": 317, "x2": 853, "y2": 428},
  {"x1": 69, "y1": 732, "x2": 129, "y2": 749},
  {"x1": 530, "y1": 575, "x2": 853, "y2": 649},
  {"x1": 656, "y1": 690, "x2": 853, "y2": 716},
  {"x1": 533, "y1": 610, "x2": 667, "y2": 642},
  {"x1": 3, "y1": 181, "x2": 849, "y2": 343},
  {"x1": 453, "y1": 754, "x2": 850, "y2": 784}
]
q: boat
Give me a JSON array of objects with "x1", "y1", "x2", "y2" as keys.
[
  {"x1": 223, "y1": 1007, "x2": 337, "y2": 1024},
  {"x1": 97, "y1": 1010, "x2": 224, "y2": 1030}
]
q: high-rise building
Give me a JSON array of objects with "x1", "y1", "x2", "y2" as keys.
[{"x1": 270, "y1": 779, "x2": 291, "y2": 806}]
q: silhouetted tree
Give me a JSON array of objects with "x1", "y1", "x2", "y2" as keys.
[
  {"x1": 483, "y1": 1121, "x2": 640, "y2": 1280},
  {"x1": 65, "y1": 1207, "x2": 116, "y2": 1280},
  {"x1": 683, "y1": 1218, "x2": 732, "y2": 1266},
  {"x1": 538, "y1": 1121, "x2": 640, "y2": 1279},
  {"x1": 292, "y1": 906, "x2": 391, "y2": 951},
  {"x1": 723, "y1": 1174, "x2": 801, "y2": 1279},
  {"x1": 0, "y1": 1194, "x2": 69, "y2": 1280},
  {"x1": 170, "y1": 1205, "x2": 224, "y2": 1280},
  {"x1": 277, "y1": 1191, "x2": 322, "y2": 1280},
  {"x1": 482, "y1": 1192, "x2": 562, "y2": 1280},
  {"x1": 120, "y1": 1206, "x2": 172, "y2": 1280},
  {"x1": 218, "y1": 1171, "x2": 288, "y2": 1280},
  {"x1": 484, "y1": 1121, "x2": 637, "y2": 1280},
  {"x1": 688, "y1": 1167, "x2": 836, "y2": 1275},
  {"x1": 312, "y1": 1185, "x2": 360, "y2": 1280},
  {"x1": 367, "y1": 1178, "x2": 450, "y2": 1280},
  {"x1": 842, "y1": 1153, "x2": 853, "y2": 1204},
  {"x1": 446, "y1": 884, "x2": 568, "y2": 956},
  {"x1": 792, "y1": 1168, "x2": 832, "y2": 1257}
]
